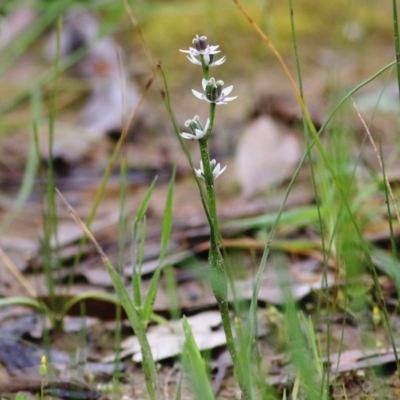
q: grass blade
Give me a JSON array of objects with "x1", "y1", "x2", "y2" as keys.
[
  {"x1": 56, "y1": 188, "x2": 159, "y2": 399},
  {"x1": 132, "y1": 177, "x2": 158, "y2": 307},
  {"x1": 160, "y1": 166, "x2": 176, "y2": 261},
  {"x1": 142, "y1": 168, "x2": 176, "y2": 323},
  {"x1": 181, "y1": 317, "x2": 215, "y2": 400}
]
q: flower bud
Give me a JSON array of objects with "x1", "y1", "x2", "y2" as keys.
[
  {"x1": 193, "y1": 35, "x2": 208, "y2": 51},
  {"x1": 205, "y1": 78, "x2": 224, "y2": 102},
  {"x1": 185, "y1": 116, "x2": 203, "y2": 135},
  {"x1": 39, "y1": 355, "x2": 48, "y2": 377}
]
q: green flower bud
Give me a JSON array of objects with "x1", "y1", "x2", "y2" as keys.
[
  {"x1": 205, "y1": 78, "x2": 224, "y2": 102},
  {"x1": 185, "y1": 116, "x2": 203, "y2": 135}
]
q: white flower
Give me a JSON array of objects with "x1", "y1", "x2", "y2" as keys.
[
  {"x1": 194, "y1": 159, "x2": 227, "y2": 180},
  {"x1": 181, "y1": 116, "x2": 210, "y2": 140},
  {"x1": 192, "y1": 78, "x2": 237, "y2": 105},
  {"x1": 180, "y1": 35, "x2": 226, "y2": 67},
  {"x1": 185, "y1": 52, "x2": 226, "y2": 67},
  {"x1": 180, "y1": 35, "x2": 220, "y2": 56}
]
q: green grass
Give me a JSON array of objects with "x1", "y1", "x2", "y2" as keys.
[{"x1": 1, "y1": 1, "x2": 400, "y2": 399}]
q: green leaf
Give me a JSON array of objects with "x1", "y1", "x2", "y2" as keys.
[
  {"x1": 134, "y1": 177, "x2": 158, "y2": 224},
  {"x1": 0, "y1": 297, "x2": 48, "y2": 314},
  {"x1": 181, "y1": 317, "x2": 215, "y2": 400},
  {"x1": 159, "y1": 166, "x2": 176, "y2": 261},
  {"x1": 132, "y1": 178, "x2": 157, "y2": 307},
  {"x1": 142, "y1": 267, "x2": 161, "y2": 324},
  {"x1": 61, "y1": 291, "x2": 120, "y2": 317},
  {"x1": 102, "y1": 257, "x2": 159, "y2": 399},
  {"x1": 142, "y1": 168, "x2": 176, "y2": 322}
]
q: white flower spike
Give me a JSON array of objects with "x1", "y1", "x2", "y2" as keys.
[
  {"x1": 192, "y1": 78, "x2": 237, "y2": 105},
  {"x1": 181, "y1": 116, "x2": 210, "y2": 140},
  {"x1": 194, "y1": 159, "x2": 227, "y2": 180},
  {"x1": 180, "y1": 35, "x2": 226, "y2": 67}
]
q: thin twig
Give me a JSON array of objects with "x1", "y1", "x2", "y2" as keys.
[
  {"x1": 351, "y1": 98, "x2": 400, "y2": 225},
  {"x1": 0, "y1": 246, "x2": 37, "y2": 298}
]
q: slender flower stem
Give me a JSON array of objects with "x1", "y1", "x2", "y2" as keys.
[
  {"x1": 197, "y1": 59, "x2": 242, "y2": 393},
  {"x1": 200, "y1": 57, "x2": 210, "y2": 80},
  {"x1": 204, "y1": 102, "x2": 215, "y2": 141},
  {"x1": 198, "y1": 134, "x2": 239, "y2": 371},
  {"x1": 179, "y1": 39, "x2": 247, "y2": 397},
  {"x1": 392, "y1": 0, "x2": 400, "y2": 104}
]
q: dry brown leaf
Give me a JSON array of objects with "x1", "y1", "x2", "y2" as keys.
[
  {"x1": 104, "y1": 310, "x2": 269, "y2": 364},
  {"x1": 37, "y1": 122, "x2": 106, "y2": 163},
  {"x1": 45, "y1": 9, "x2": 140, "y2": 137},
  {"x1": 235, "y1": 116, "x2": 302, "y2": 197},
  {"x1": 328, "y1": 348, "x2": 399, "y2": 374},
  {"x1": 103, "y1": 311, "x2": 224, "y2": 363},
  {"x1": 235, "y1": 258, "x2": 334, "y2": 305}
]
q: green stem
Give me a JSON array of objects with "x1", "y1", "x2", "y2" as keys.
[
  {"x1": 198, "y1": 136, "x2": 239, "y2": 364},
  {"x1": 200, "y1": 56, "x2": 210, "y2": 80},
  {"x1": 198, "y1": 102, "x2": 249, "y2": 396},
  {"x1": 392, "y1": 0, "x2": 400, "y2": 104},
  {"x1": 204, "y1": 102, "x2": 216, "y2": 141},
  {"x1": 196, "y1": 54, "x2": 249, "y2": 398}
]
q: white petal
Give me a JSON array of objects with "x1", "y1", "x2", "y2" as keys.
[
  {"x1": 207, "y1": 45, "x2": 220, "y2": 54},
  {"x1": 201, "y1": 78, "x2": 208, "y2": 91},
  {"x1": 194, "y1": 168, "x2": 203, "y2": 179},
  {"x1": 192, "y1": 89, "x2": 205, "y2": 100},
  {"x1": 181, "y1": 132, "x2": 197, "y2": 140},
  {"x1": 187, "y1": 54, "x2": 201, "y2": 65},
  {"x1": 202, "y1": 54, "x2": 210, "y2": 65},
  {"x1": 189, "y1": 47, "x2": 200, "y2": 55},
  {"x1": 222, "y1": 85, "x2": 233, "y2": 96},
  {"x1": 204, "y1": 118, "x2": 210, "y2": 132},
  {"x1": 210, "y1": 56, "x2": 226, "y2": 66},
  {"x1": 223, "y1": 96, "x2": 237, "y2": 102},
  {"x1": 194, "y1": 128, "x2": 206, "y2": 139},
  {"x1": 214, "y1": 164, "x2": 227, "y2": 179},
  {"x1": 194, "y1": 161, "x2": 205, "y2": 179},
  {"x1": 179, "y1": 49, "x2": 191, "y2": 54},
  {"x1": 218, "y1": 165, "x2": 227, "y2": 176}
]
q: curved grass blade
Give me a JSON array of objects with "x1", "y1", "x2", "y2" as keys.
[{"x1": 57, "y1": 188, "x2": 159, "y2": 399}]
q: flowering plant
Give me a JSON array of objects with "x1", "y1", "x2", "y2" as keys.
[
  {"x1": 179, "y1": 35, "x2": 250, "y2": 398},
  {"x1": 179, "y1": 35, "x2": 237, "y2": 182}
]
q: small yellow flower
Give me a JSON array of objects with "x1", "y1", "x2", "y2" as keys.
[
  {"x1": 372, "y1": 305, "x2": 382, "y2": 326},
  {"x1": 39, "y1": 355, "x2": 48, "y2": 377}
]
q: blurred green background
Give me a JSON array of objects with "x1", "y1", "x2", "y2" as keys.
[{"x1": 0, "y1": 0, "x2": 396, "y2": 146}]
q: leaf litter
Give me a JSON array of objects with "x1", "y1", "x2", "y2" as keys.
[{"x1": 0, "y1": 3, "x2": 400, "y2": 400}]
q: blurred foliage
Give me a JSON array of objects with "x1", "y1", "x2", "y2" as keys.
[{"x1": 0, "y1": 0, "x2": 395, "y2": 130}]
